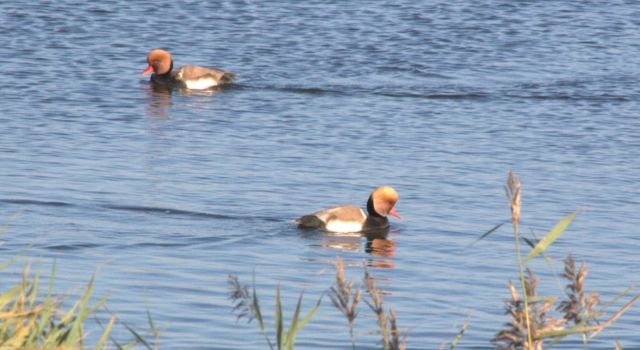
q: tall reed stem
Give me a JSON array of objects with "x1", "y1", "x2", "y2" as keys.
[{"x1": 506, "y1": 171, "x2": 533, "y2": 348}]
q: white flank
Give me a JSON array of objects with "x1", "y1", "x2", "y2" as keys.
[
  {"x1": 185, "y1": 78, "x2": 217, "y2": 90},
  {"x1": 325, "y1": 220, "x2": 363, "y2": 233}
]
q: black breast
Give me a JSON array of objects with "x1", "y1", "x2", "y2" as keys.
[{"x1": 362, "y1": 215, "x2": 389, "y2": 232}]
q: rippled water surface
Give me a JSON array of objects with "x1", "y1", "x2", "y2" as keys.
[{"x1": 1, "y1": 1, "x2": 639, "y2": 349}]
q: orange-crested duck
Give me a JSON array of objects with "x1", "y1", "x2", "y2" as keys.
[
  {"x1": 141, "y1": 49, "x2": 235, "y2": 90},
  {"x1": 296, "y1": 186, "x2": 401, "y2": 233}
]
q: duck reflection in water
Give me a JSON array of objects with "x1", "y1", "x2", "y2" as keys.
[
  {"x1": 144, "y1": 84, "x2": 173, "y2": 119},
  {"x1": 364, "y1": 228, "x2": 397, "y2": 257},
  {"x1": 319, "y1": 227, "x2": 397, "y2": 269},
  {"x1": 143, "y1": 82, "x2": 224, "y2": 119}
]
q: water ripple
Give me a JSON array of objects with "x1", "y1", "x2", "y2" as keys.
[
  {"x1": 101, "y1": 204, "x2": 283, "y2": 223},
  {"x1": 0, "y1": 198, "x2": 73, "y2": 207}
]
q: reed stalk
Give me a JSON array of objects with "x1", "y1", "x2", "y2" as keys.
[
  {"x1": 439, "y1": 319, "x2": 469, "y2": 350},
  {"x1": 329, "y1": 258, "x2": 361, "y2": 350},
  {"x1": 505, "y1": 171, "x2": 534, "y2": 349},
  {"x1": 362, "y1": 264, "x2": 407, "y2": 350},
  {"x1": 363, "y1": 264, "x2": 389, "y2": 348}
]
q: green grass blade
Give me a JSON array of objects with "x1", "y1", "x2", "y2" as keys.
[
  {"x1": 448, "y1": 319, "x2": 469, "y2": 350},
  {"x1": 535, "y1": 324, "x2": 599, "y2": 339},
  {"x1": 29, "y1": 270, "x2": 40, "y2": 308},
  {"x1": 60, "y1": 299, "x2": 81, "y2": 325},
  {"x1": 251, "y1": 274, "x2": 276, "y2": 350},
  {"x1": 5, "y1": 317, "x2": 35, "y2": 348},
  {"x1": 526, "y1": 211, "x2": 577, "y2": 262},
  {"x1": 0, "y1": 285, "x2": 22, "y2": 310},
  {"x1": 252, "y1": 273, "x2": 265, "y2": 332},
  {"x1": 295, "y1": 295, "x2": 321, "y2": 335},
  {"x1": 28, "y1": 298, "x2": 56, "y2": 345},
  {"x1": 275, "y1": 285, "x2": 283, "y2": 350},
  {"x1": 63, "y1": 275, "x2": 96, "y2": 346},
  {"x1": 147, "y1": 309, "x2": 158, "y2": 338},
  {"x1": 469, "y1": 222, "x2": 505, "y2": 246},
  {"x1": 284, "y1": 295, "x2": 322, "y2": 350},
  {"x1": 117, "y1": 340, "x2": 140, "y2": 350},
  {"x1": 43, "y1": 325, "x2": 68, "y2": 348},
  {"x1": 94, "y1": 315, "x2": 116, "y2": 350},
  {"x1": 528, "y1": 229, "x2": 565, "y2": 292},
  {"x1": 285, "y1": 292, "x2": 304, "y2": 350},
  {"x1": 121, "y1": 318, "x2": 154, "y2": 350},
  {"x1": 28, "y1": 263, "x2": 59, "y2": 345}
]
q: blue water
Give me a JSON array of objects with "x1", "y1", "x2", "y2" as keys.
[{"x1": 1, "y1": 1, "x2": 639, "y2": 349}]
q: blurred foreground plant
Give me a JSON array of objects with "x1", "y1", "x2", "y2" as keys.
[
  {"x1": 361, "y1": 264, "x2": 406, "y2": 350},
  {"x1": 228, "y1": 273, "x2": 321, "y2": 350},
  {"x1": 0, "y1": 261, "x2": 156, "y2": 350},
  {"x1": 494, "y1": 256, "x2": 638, "y2": 350},
  {"x1": 329, "y1": 258, "x2": 360, "y2": 349},
  {"x1": 328, "y1": 258, "x2": 410, "y2": 350},
  {"x1": 230, "y1": 261, "x2": 467, "y2": 350},
  {"x1": 489, "y1": 171, "x2": 639, "y2": 349}
]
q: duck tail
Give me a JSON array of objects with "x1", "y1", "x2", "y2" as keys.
[
  {"x1": 221, "y1": 71, "x2": 236, "y2": 84},
  {"x1": 295, "y1": 215, "x2": 324, "y2": 229}
]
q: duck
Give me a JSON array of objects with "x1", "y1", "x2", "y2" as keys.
[
  {"x1": 296, "y1": 186, "x2": 400, "y2": 233},
  {"x1": 141, "y1": 49, "x2": 235, "y2": 90}
]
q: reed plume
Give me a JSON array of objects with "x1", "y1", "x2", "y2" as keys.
[
  {"x1": 364, "y1": 264, "x2": 388, "y2": 347},
  {"x1": 329, "y1": 258, "x2": 361, "y2": 349},
  {"x1": 228, "y1": 274, "x2": 258, "y2": 324},
  {"x1": 363, "y1": 264, "x2": 406, "y2": 350},
  {"x1": 505, "y1": 171, "x2": 533, "y2": 348},
  {"x1": 494, "y1": 256, "x2": 638, "y2": 349},
  {"x1": 494, "y1": 268, "x2": 567, "y2": 350},
  {"x1": 558, "y1": 255, "x2": 599, "y2": 325},
  {"x1": 388, "y1": 309, "x2": 406, "y2": 350},
  {"x1": 228, "y1": 274, "x2": 272, "y2": 349},
  {"x1": 506, "y1": 170, "x2": 522, "y2": 226}
]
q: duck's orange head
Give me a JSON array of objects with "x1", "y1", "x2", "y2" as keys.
[
  {"x1": 141, "y1": 49, "x2": 173, "y2": 76},
  {"x1": 368, "y1": 186, "x2": 400, "y2": 219}
]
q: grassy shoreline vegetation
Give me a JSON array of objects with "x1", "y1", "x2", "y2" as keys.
[
  {"x1": 229, "y1": 171, "x2": 638, "y2": 349},
  {"x1": 0, "y1": 258, "x2": 157, "y2": 349}
]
